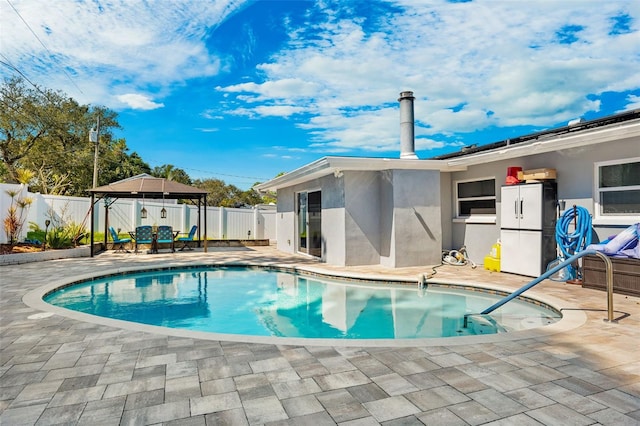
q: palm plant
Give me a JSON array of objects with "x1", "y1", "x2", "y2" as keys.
[{"x1": 3, "y1": 188, "x2": 33, "y2": 246}]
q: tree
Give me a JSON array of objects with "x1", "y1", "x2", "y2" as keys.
[
  {"x1": 194, "y1": 178, "x2": 265, "y2": 207},
  {"x1": 99, "y1": 142, "x2": 151, "y2": 187},
  {"x1": 194, "y1": 178, "x2": 232, "y2": 206},
  {"x1": 151, "y1": 164, "x2": 192, "y2": 185},
  {"x1": 1, "y1": 77, "x2": 151, "y2": 195},
  {"x1": 21, "y1": 97, "x2": 94, "y2": 194},
  {"x1": 1, "y1": 76, "x2": 270, "y2": 201},
  {"x1": 0, "y1": 77, "x2": 59, "y2": 182},
  {"x1": 251, "y1": 180, "x2": 276, "y2": 204}
]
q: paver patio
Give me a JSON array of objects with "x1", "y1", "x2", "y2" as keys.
[{"x1": 1, "y1": 245, "x2": 638, "y2": 425}]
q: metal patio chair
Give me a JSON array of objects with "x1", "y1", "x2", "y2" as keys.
[
  {"x1": 176, "y1": 225, "x2": 197, "y2": 251},
  {"x1": 108, "y1": 226, "x2": 131, "y2": 253},
  {"x1": 132, "y1": 225, "x2": 153, "y2": 253},
  {"x1": 156, "y1": 225, "x2": 177, "y2": 253}
]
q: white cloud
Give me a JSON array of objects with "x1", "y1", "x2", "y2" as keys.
[
  {"x1": 216, "y1": 1, "x2": 640, "y2": 152},
  {"x1": 0, "y1": 0, "x2": 251, "y2": 105},
  {"x1": 116, "y1": 93, "x2": 164, "y2": 110},
  {"x1": 253, "y1": 105, "x2": 306, "y2": 117},
  {"x1": 622, "y1": 95, "x2": 640, "y2": 111},
  {"x1": 217, "y1": 78, "x2": 321, "y2": 100},
  {"x1": 3, "y1": 0, "x2": 638, "y2": 156},
  {"x1": 201, "y1": 111, "x2": 224, "y2": 120}
]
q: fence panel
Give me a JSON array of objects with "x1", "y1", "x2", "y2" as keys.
[
  {"x1": 0, "y1": 185, "x2": 277, "y2": 244},
  {"x1": 206, "y1": 207, "x2": 221, "y2": 239},
  {"x1": 225, "y1": 208, "x2": 254, "y2": 239},
  {"x1": 105, "y1": 199, "x2": 135, "y2": 233},
  {"x1": 259, "y1": 210, "x2": 277, "y2": 240}
]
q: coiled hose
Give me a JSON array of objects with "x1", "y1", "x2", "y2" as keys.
[
  {"x1": 555, "y1": 206, "x2": 592, "y2": 278},
  {"x1": 421, "y1": 246, "x2": 477, "y2": 285},
  {"x1": 442, "y1": 247, "x2": 477, "y2": 268}
]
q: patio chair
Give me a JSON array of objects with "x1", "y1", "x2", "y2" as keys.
[
  {"x1": 133, "y1": 225, "x2": 153, "y2": 253},
  {"x1": 156, "y1": 225, "x2": 176, "y2": 252},
  {"x1": 176, "y1": 225, "x2": 197, "y2": 251},
  {"x1": 109, "y1": 226, "x2": 131, "y2": 253}
]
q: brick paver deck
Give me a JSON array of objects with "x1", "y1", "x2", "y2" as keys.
[{"x1": 1, "y1": 245, "x2": 638, "y2": 425}]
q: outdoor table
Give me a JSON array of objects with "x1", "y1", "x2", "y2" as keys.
[
  {"x1": 128, "y1": 228, "x2": 179, "y2": 254},
  {"x1": 151, "y1": 232, "x2": 159, "y2": 254}
]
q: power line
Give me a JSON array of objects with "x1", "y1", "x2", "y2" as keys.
[
  {"x1": 142, "y1": 157, "x2": 269, "y2": 181},
  {"x1": 5, "y1": 0, "x2": 84, "y2": 95},
  {"x1": 173, "y1": 166, "x2": 268, "y2": 182},
  {"x1": 0, "y1": 56, "x2": 47, "y2": 96}
]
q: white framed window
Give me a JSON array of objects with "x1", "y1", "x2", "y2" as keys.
[
  {"x1": 454, "y1": 177, "x2": 496, "y2": 223},
  {"x1": 594, "y1": 157, "x2": 640, "y2": 224}
]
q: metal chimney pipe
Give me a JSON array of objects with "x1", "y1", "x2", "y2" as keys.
[{"x1": 398, "y1": 91, "x2": 417, "y2": 159}]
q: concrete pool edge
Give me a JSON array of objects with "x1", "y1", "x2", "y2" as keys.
[{"x1": 23, "y1": 261, "x2": 588, "y2": 348}]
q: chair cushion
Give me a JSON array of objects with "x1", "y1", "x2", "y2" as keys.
[
  {"x1": 177, "y1": 225, "x2": 197, "y2": 241},
  {"x1": 136, "y1": 226, "x2": 153, "y2": 243},
  {"x1": 156, "y1": 226, "x2": 175, "y2": 243}
]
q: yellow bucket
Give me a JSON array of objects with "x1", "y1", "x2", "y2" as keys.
[{"x1": 484, "y1": 256, "x2": 500, "y2": 272}]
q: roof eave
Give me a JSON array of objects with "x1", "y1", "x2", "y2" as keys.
[
  {"x1": 255, "y1": 156, "x2": 465, "y2": 191},
  {"x1": 445, "y1": 118, "x2": 640, "y2": 167}
]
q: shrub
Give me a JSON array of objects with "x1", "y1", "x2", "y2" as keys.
[{"x1": 3, "y1": 187, "x2": 33, "y2": 246}]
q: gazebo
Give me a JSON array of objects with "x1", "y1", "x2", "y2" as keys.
[{"x1": 88, "y1": 174, "x2": 208, "y2": 256}]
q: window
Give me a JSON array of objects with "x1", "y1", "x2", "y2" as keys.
[
  {"x1": 595, "y1": 157, "x2": 640, "y2": 222},
  {"x1": 455, "y1": 178, "x2": 496, "y2": 221}
]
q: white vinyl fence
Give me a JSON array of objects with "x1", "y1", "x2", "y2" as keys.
[{"x1": 0, "y1": 183, "x2": 276, "y2": 244}]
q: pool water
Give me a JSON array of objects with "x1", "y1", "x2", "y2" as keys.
[{"x1": 44, "y1": 267, "x2": 560, "y2": 339}]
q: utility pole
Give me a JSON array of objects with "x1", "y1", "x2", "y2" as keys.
[
  {"x1": 89, "y1": 115, "x2": 100, "y2": 257},
  {"x1": 90, "y1": 116, "x2": 100, "y2": 188}
]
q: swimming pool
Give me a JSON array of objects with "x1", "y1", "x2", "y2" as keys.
[{"x1": 43, "y1": 266, "x2": 560, "y2": 339}]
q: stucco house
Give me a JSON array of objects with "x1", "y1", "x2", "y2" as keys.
[{"x1": 256, "y1": 92, "x2": 639, "y2": 274}]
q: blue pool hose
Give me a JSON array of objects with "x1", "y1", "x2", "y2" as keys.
[{"x1": 555, "y1": 205, "x2": 592, "y2": 278}]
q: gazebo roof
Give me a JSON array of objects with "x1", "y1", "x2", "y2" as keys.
[{"x1": 89, "y1": 174, "x2": 207, "y2": 200}]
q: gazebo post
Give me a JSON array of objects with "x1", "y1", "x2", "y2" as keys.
[
  {"x1": 104, "y1": 199, "x2": 109, "y2": 249},
  {"x1": 203, "y1": 195, "x2": 208, "y2": 253},
  {"x1": 196, "y1": 199, "x2": 200, "y2": 249},
  {"x1": 90, "y1": 193, "x2": 95, "y2": 257}
]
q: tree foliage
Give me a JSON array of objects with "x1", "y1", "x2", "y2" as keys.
[
  {"x1": 0, "y1": 77, "x2": 151, "y2": 195},
  {"x1": 194, "y1": 178, "x2": 263, "y2": 208},
  {"x1": 151, "y1": 164, "x2": 191, "y2": 185}
]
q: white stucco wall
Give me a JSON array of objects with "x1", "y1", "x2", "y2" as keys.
[
  {"x1": 270, "y1": 134, "x2": 636, "y2": 269},
  {"x1": 449, "y1": 137, "x2": 638, "y2": 261},
  {"x1": 440, "y1": 173, "x2": 453, "y2": 251},
  {"x1": 273, "y1": 168, "x2": 444, "y2": 267},
  {"x1": 321, "y1": 174, "x2": 346, "y2": 265},
  {"x1": 276, "y1": 187, "x2": 296, "y2": 254},
  {"x1": 379, "y1": 169, "x2": 442, "y2": 268},
  {"x1": 344, "y1": 171, "x2": 381, "y2": 266}
]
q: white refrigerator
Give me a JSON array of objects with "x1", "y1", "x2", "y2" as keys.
[{"x1": 500, "y1": 182, "x2": 557, "y2": 277}]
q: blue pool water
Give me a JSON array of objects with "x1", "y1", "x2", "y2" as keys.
[{"x1": 44, "y1": 267, "x2": 560, "y2": 339}]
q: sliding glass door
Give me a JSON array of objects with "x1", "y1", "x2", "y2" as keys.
[{"x1": 297, "y1": 190, "x2": 321, "y2": 257}]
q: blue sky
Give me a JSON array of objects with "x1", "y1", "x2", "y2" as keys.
[{"x1": 2, "y1": 0, "x2": 639, "y2": 189}]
